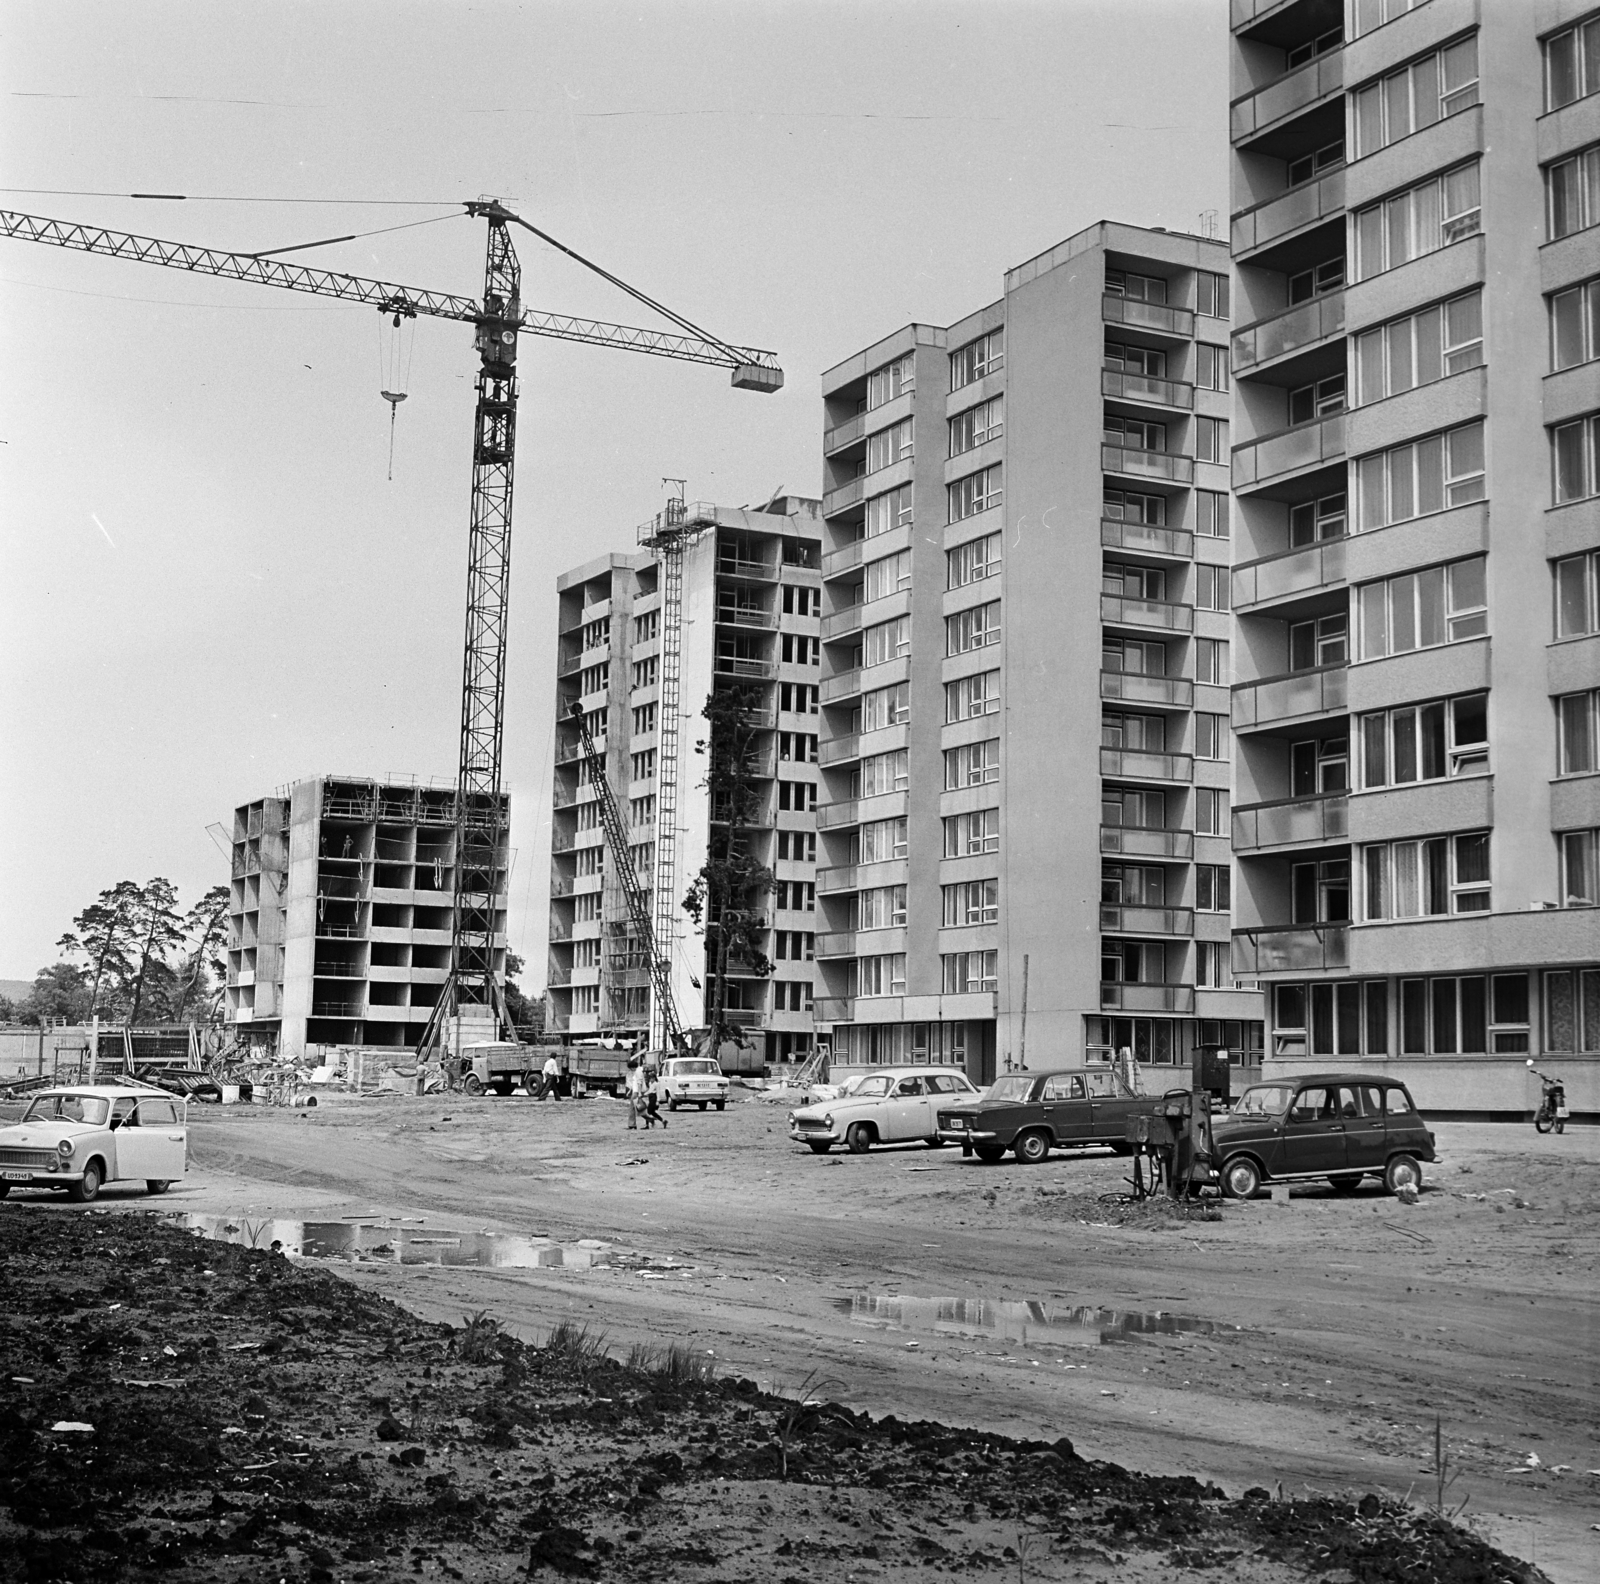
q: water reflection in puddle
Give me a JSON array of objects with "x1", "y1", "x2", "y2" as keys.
[
  {"x1": 183, "y1": 1215, "x2": 614, "y2": 1269},
  {"x1": 830, "y1": 1294, "x2": 1232, "y2": 1345}
]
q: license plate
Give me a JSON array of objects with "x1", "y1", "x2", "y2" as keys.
[{"x1": 3, "y1": 1171, "x2": 31, "y2": 1181}]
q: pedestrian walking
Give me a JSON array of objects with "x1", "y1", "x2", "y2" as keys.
[
  {"x1": 643, "y1": 1063, "x2": 667, "y2": 1129},
  {"x1": 540, "y1": 1052, "x2": 562, "y2": 1100},
  {"x1": 625, "y1": 1057, "x2": 644, "y2": 1130}
]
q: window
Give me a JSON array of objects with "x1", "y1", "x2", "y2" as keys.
[
  {"x1": 1194, "y1": 491, "x2": 1229, "y2": 537},
  {"x1": 1287, "y1": 26, "x2": 1341, "y2": 67},
  {"x1": 579, "y1": 662, "x2": 609, "y2": 695},
  {"x1": 858, "y1": 884, "x2": 907, "y2": 930},
  {"x1": 1556, "y1": 549, "x2": 1600, "y2": 637},
  {"x1": 864, "y1": 483, "x2": 913, "y2": 538},
  {"x1": 575, "y1": 846, "x2": 605, "y2": 877},
  {"x1": 1103, "y1": 711, "x2": 1165, "y2": 752},
  {"x1": 571, "y1": 985, "x2": 599, "y2": 1016},
  {"x1": 774, "y1": 881, "x2": 816, "y2": 912},
  {"x1": 630, "y1": 657, "x2": 658, "y2": 691},
  {"x1": 944, "y1": 808, "x2": 999, "y2": 856},
  {"x1": 863, "y1": 549, "x2": 911, "y2": 602},
  {"x1": 1547, "y1": 15, "x2": 1600, "y2": 109},
  {"x1": 1355, "y1": 292, "x2": 1484, "y2": 406},
  {"x1": 1362, "y1": 831, "x2": 1491, "y2": 918},
  {"x1": 581, "y1": 616, "x2": 610, "y2": 650},
  {"x1": 946, "y1": 600, "x2": 1002, "y2": 656},
  {"x1": 1354, "y1": 421, "x2": 1485, "y2": 529},
  {"x1": 1104, "y1": 488, "x2": 1167, "y2": 525},
  {"x1": 1105, "y1": 269, "x2": 1167, "y2": 303},
  {"x1": 1353, "y1": 161, "x2": 1481, "y2": 280},
  {"x1": 781, "y1": 584, "x2": 820, "y2": 616},
  {"x1": 1103, "y1": 863, "x2": 1165, "y2": 905},
  {"x1": 1273, "y1": 981, "x2": 1388, "y2": 1057},
  {"x1": 942, "y1": 950, "x2": 998, "y2": 994},
  {"x1": 945, "y1": 670, "x2": 999, "y2": 721},
  {"x1": 1559, "y1": 689, "x2": 1600, "y2": 774},
  {"x1": 1352, "y1": 35, "x2": 1479, "y2": 159},
  {"x1": 778, "y1": 731, "x2": 818, "y2": 762},
  {"x1": 630, "y1": 749, "x2": 656, "y2": 783},
  {"x1": 779, "y1": 682, "x2": 819, "y2": 714},
  {"x1": 1195, "y1": 565, "x2": 1230, "y2": 612},
  {"x1": 1400, "y1": 974, "x2": 1527, "y2": 1054},
  {"x1": 1288, "y1": 139, "x2": 1344, "y2": 186},
  {"x1": 1547, "y1": 144, "x2": 1600, "y2": 240},
  {"x1": 1104, "y1": 562, "x2": 1166, "y2": 600},
  {"x1": 1354, "y1": 0, "x2": 1428, "y2": 37},
  {"x1": 1291, "y1": 857, "x2": 1349, "y2": 923},
  {"x1": 866, "y1": 417, "x2": 914, "y2": 473},
  {"x1": 1289, "y1": 374, "x2": 1345, "y2": 424},
  {"x1": 629, "y1": 794, "x2": 656, "y2": 828},
  {"x1": 776, "y1": 830, "x2": 817, "y2": 862},
  {"x1": 866, "y1": 353, "x2": 914, "y2": 410},
  {"x1": 576, "y1": 801, "x2": 601, "y2": 832},
  {"x1": 944, "y1": 738, "x2": 999, "y2": 788},
  {"x1": 1357, "y1": 556, "x2": 1487, "y2": 659},
  {"x1": 860, "y1": 682, "x2": 910, "y2": 732},
  {"x1": 1552, "y1": 277, "x2": 1600, "y2": 372},
  {"x1": 948, "y1": 465, "x2": 1002, "y2": 522},
  {"x1": 1196, "y1": 343, "x2": 1229, "y2": 391},
  {"x1": 949, "y1": 329, "x2": 1004, "y2": 390},
  {"x1": 631, "y1": 703, "x2": 657, "y2": 736},
  {"x1": 1195, "y1": 712, "x2": 1228, "y2": 761},
  {"x1": 858, "y1": 817, "x2": 907, "y2": 863},
  {"x1": 862, "y1": 616, "x2": 910, "y2": 666},
  {"x1": 1560, "y1": 828, "x2": 1599, "y2": 905},
  {"x1": 949, "y1": 396, "x2": 1003, "y2": 455},
  {"x1": 858, "y1": 749, "x2": 909, "y2": 797},
  {"x1": 1545, "y1": 967, "x2": 1600, "y2": 1051},
  {"x1": 1102, "y1": 787, "x2": 1165, "y2": 830},
  {"x1": 633, "y1": 610, "x2": 658, "y2": 644},
  {"x1": 1101, "y1": 939, "x2": 1163, "y2": 986},
  {"x1": 1195, "y1": 272, "x2": 1229, "y2": 316},
  {"x1": 1105, "y1": 340, "x2": 1166, "y2": 376},
  {"x1": 947, "y1": 532, "x2": 1002, "y2": 588},
  {"x1": 1196, "y1": 942, "x2": 1238, "y2": 989},
  {"x1": 573, "y1": 891, "x2": 603, "y2": 921},
  {"x1": 1291, "y1": 734, "x2": 1348, "y2": 795},
  {"x1": 1553, "y1": 413, "x2": 1600, "y2": 503},
  {"x1": 1289, "y1": 491, "x2": 1347, "y2": 546},
  {"x1": 1359, "y1": 694, "x2": 1488, "y2": 787},
  {"x1": 1105, "y1": 414, "x2": 1167, "y2": 452},
  {"x1": 942, "y1": 878, "x2": 999, "y2": 927},
  {"x1": 1289, "y1": 255, "x2": 1345, "y2": 304},
  {"x1": 780, "y1": 633, "x2": 820, "y2": 666},
  {"x1": 1289, "y1": 612, "x2": 1347, "y2": 669},
  {"x1": 1196, "y1": 864, "x2": 1232, "y2": 912},
  {"x1": 1195, "y1": 787, "x2": 1229, "y2": 836},
  {"x1": 777, "y1": 778, "x2": 815, "y2": 813},
  {"x1": 1104, "y1": 637, "x2": 1168, "y2": 678},
  {"x1": 855, "y1": 953, "x2": 906, "y2": 997},
  {"x1": 1195, "y1": 416, "x2": 1229, "y2": 463}
]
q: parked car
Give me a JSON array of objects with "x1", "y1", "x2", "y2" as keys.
[
  {"x1": 658, "y1": 1057, "x2": 729, "y2": 1112},
  {"x1": 0, "y1": 1084, "x2": 189, "y2": 1202},
  {"x1": 789, "y1": 1068, "x2": 982, "y2": 1153},
  {"x1": 936, "y1": 1066, "x2": 1160, "y2": 1163},
  {"x1": 1210, "y1": 1074, "x2": 1435, "y2": 1198}
]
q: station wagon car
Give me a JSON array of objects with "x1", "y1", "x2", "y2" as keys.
[
  {"x1": 0, "y1": 1084, "x2": 188, "y2": 1202},
  {"x1": 1210, "y1": 1074, "x2": 1435, "y2": 1198},
  {"x1": 936, "y1": 1066, "x2": 1160, "y2": 1163},
  {"x1": 789, "y1": 1067, "x2": 981, "y2": 1153},
  {"x1": 659, "y1": 1057, "x2": 729, "y2": 1112}
]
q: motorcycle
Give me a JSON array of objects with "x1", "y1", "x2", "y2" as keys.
[{"x1": 1525, "y1": 1059, "x2": 1569, "y2": 1135}]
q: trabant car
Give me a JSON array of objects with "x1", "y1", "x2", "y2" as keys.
[
  {"x1": 936, "y1": 1067, "x2": 1159, "y2": 1163},
  {"x1": 658, "y1": 1057, "x2": 730, "y2": 1112},
  {"x1": 789, "y1": 1067, "x2": 982, "y2": 1153},
  {"x1": 0, "y1": 1084, "x2": 188, "y2": 1202},
  {"x1": 1210, "y1": 1074, "x2": 1436, "y2": 1198}
]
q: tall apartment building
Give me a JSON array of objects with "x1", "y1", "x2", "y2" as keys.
[
  {"x1": 1228, "y1": 0, "x2": 1598, "y2": 1114},
  {"x1": 225, "y1": 777, "x2": 509, "y2": 1060},
  {"x1": 545, "y1": 498, "x2": 823, "y2": 1066},
  {"x1": 814, "y1": 222, "x2": 1264, "y2": 1086}
]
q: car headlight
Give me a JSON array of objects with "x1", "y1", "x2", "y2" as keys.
[
  {"x1": 787, "y1": 1111, "x2": 797, "y2": 1123},
  {"x1": 57, "y1": 1139, "x2": 74, "y2": 1157},
  {"x1": 822, "y1": 1113, "x2": 834, "y2": 1129}
]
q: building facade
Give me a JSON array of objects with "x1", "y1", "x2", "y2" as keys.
[
  {"x1": 545, "y1": 498, "x2": 823, "y2": 1065},
  {"x1": 815, "y1": 221, "x2": 1265, "y2": 1087},
  {"x1": 225, "y1": 776, "x2": 509, "y2": 1060},
  {"x1": 1228, "y1": 0, "x2": 1599, "y2": 1115}
]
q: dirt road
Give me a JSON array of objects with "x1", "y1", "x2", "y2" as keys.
[{"x1": 72, "y1": 1088, "x2": 1600, "y2": 1581}]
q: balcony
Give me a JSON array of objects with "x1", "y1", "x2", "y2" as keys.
[
  {"x1": 717, "y1": 556, "x2": 778, "y2": 582},
  {"x1": 716, "y1": 605, "x2": 777, "y2": 630},
  {"x1": 1232, "y1": 924, "x2": 1348, "y2": 975},
  {"x1": 1232, "y1": 293, "x2": 1345, "y2": 378},
  {"x1": 1231, "y1": 169, "x2": 1345, "y2": 259},
  {"x1": 820, "y1": 668, "x2": 863, "y2": 705},
  {"x1": 1102, "y1": 369, "x2": 1195, "y2": 411},
  {"x1": 1099, "y1": 825, "x2": 1194, "y2": 861},
  {"x1": 714, "y1": 657, "x2": 778, "y2": 680},
  {"x1": 816, "y1": 799, "x2": 860, "y2": 830},
  {"x1": 1099, "y1": 983, "x2": 1195, "y2": 1013},
  {"x1": 310, "y1": 999, "x2": 364, "y2": 1019},
  {"x1": 1100, "y1": 518, "x2": 1193, "y2": 561},
  {"x1": 1232, "y1": 413, "x2": 1345, "y2": 492},
  {"x1": 1100, "y1": 671, "x2": 1194, "y2": 710},
  {"x1": 1232, "y1": 792, "x2": 1349, "y2": 853},
  {"x1": 821, "y1": 606, "x2": 864, "y2": 642},
  {"x1": 815, "y1": 931, "x2": 857, "y2": 958},
  {"x1": 1101, "y1": 294, "x2": 1195, "y2": 339},
  {"x1": 1230, "y1": 51, "x2": 1343, "y2": 144},
  {"x1": 818, "y1": 733, "x2": 861, "y2": 767},
  {"x1": 822, "y1": 539, "x2": 864, "y2": 579},
  {"x1": 1102, "y1": 445, "x2": 1195, "y2": 485},
  {"x1": 1100, "y1": 593, "x2": 1194, "y2": 633},
  {"x1": 815, "y1": 997, "x2": 852, "y2": 1022},
  {"x1": 1232, "y1": 538, "x2": 1346, "y2": 611},
  {"x1": 823, "y1": 411, "x2": 867, "y2": 456},
  {"x1": 1232, "y1": 663, "x2": 1347, "y2": 732},
  {"x1": 817, "y1": 865, "x2": 858, "y2": 894},
  {"x1": 822, "y1": 476, "x2": 866, "y2": 517},
  {"x1": 1100, "y1": 905, "x2": 1195, "y2": 937},
  {"x1": 1100, "y1": 748, "x2": 1194, "y2": 783}
]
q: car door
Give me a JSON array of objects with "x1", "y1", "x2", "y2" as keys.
[
  {"x1": 1040, "y1": 1074, "x2": 1094, "y2": 1144},
  {"x1": 886, "y1": 1076, "x2": 931, "y2": 1141},
  {"x1": 1345, "y1": 1086, "x2": 1389, "y2": 1173},
  {"x1": 1281, "y1": 1085, "x2": 1350, "y2": 1176},
  {"x1": 1085, "y1": 1069, "x2": 1144, "y2": 1144},
  {"x1": 107, "y1": 1096, "x2": 169, "y2": 1181}
]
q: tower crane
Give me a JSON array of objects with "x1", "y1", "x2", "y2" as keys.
[{"x1": 2, "y1": 202, "x2": 782, "y2": 1059}]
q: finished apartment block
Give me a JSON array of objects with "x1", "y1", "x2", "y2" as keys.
[
  {"x1": 225, "y1": 776, "x2": 509, "y2": 1061},
  {"x1": 1228, "y1": 0, "x2": 1598, "y2": 1114},
  {"x1": 814, "y1": 221, "x2": 1265, "y2": 1086},
  {"x1": 545, "y1": 498, "x2": 823, "y2": 1066}
]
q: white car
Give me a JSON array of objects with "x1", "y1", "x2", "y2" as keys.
[
  {"x1": 658, "y1": 1057, "x2": 729, "y2": 1112},
  {"x1": 0, "y1": 1084, "x2": 188, "y2": 1202},
  {"x1": 788, "y1": 1067, "x2": 982, "y2": 1154}
]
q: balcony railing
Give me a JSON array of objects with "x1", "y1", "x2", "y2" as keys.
[
  {"x1": 1100, "y1": 982, "x2": 1195, "y2": 1013},
  {"x1": 1100, "y1": 671, "x2": 1194, "y2": 709},
  {"x1": 815, "y1": 931, "x2": 857, "y2": 958},
  {"x1": 1100, "y1": 518, "x2": 1193, "y2": 560},
  {"x1": 820, "y1": 668, "x2": 863, "y2": 704},
  {"x1": 1102, "y1": 444, "x2": 1195, "y2": 485},
  {"x1": 816, "y1": 864, "x2": 858, "y2": 894},
  {"x1": 1232, "y1": 663, "x2": 1347, "y2": 731},
  {"x1": 716, "y1": 605, "x2": 777, "y2": 629},
  {"x1": 1101, "y1": 294, "x2": 1195, "y2": 338},
  {"x1": 1102, "y1": 369, "x2": 1195, "y2": 410},
  {"x1": 1232, "y1": 413, "x2": 1346, "y2": 491},
  {"x1": 1231, "y1": 169, "x2": 1345, "y2": 258},
  {"x1": 1100, "y1": 905, "x2": 1195, "y2": 937},
  {"x1": 823, "y1": 411, "x2": 867, "y2": 455},
  {"x1": 818, "y1": 733, "x2": 861, "y2": 767},
  {"x1": 1232, "y1": 537, "x2": 1346, "y2": 609},
  {"x1": 310, "y1": 1000, "x2": 364, "y2": 1018},
  {"x1": 1232, "y1": 924, "x2": 1349, "y2": 975},
  {"x1": 815, "y1": 997, "x2": 851, "y2": 1022},
  {"x1": 1099, "y1": 825, "x2": 1194, "y2": 860},
  {"x1": 1230, "y1": 50, "x2": 1343, "y2": 144},
  {"x1": 1232, "y1": 792, "x2": 1349, "y2": 852},
  {"x1": 1232, "y1": 292, "x2": 1345, "y2": 377},
  {"x1": 717, "y1": 556, "x2": 778, "y2": 581},
  {"x1": 1100, "y1": 593, "x2": 1194, "y2": 632},
  {"x1": 714, "y1": 657, "x2": 778, "y2": 680},
  {"x1": 1100, "y1": 748, "x2": 1194, "y2": 783},
  {"x1": 816, "y1": 799, "x2": 860, "y2": 830},
  {"x1": 820, "y1": 606, "x2": 864, "y2": 642},
  {"x1": 821, "y1": 539, "x2": 865, "y2": 578},
  {"x1": 822, "y1": 476, "x2": 866, "y2": 517}
]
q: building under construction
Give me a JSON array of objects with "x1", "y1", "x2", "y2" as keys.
[
  {"x1": 545, "y1": 496, "x2": 823, "y2": 1066},
  {"x1": 225, "y1": 776, "x2": 510, "y2": 1061}
]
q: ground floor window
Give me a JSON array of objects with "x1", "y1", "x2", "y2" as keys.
[
  {"x1": 1546, "y1": 968, "x2": 1600, "y2": 1052},
  {"x1": 764, "y1": 1031, "x2": 813, "y2": 1063},
  {"x1": 1272, "y1": 973, "x2": 1532, "y2": 1056},
  {"x1": 1083, "y1": 1017, "x2": 1264, "y2": 1066},
  {"x1": 830, "y1": 1021, "x2": 969, "y2": 1066}
]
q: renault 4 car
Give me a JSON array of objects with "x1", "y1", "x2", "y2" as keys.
[
  {"x1": 0, "y1": 1084, "x2": 188, "y2": 1202},
  {"x1": 1210, "y1": 1073, "x2": 1435, "y2": 1198},
  {"x1": 936, "y1": 1066, "x2": 1160, "y2": 1163},
  {"x1": 789, "y1": 1067, "x2": 982, "y2": 1153}
]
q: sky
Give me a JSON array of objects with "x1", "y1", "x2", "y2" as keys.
[{"x1": 0, "y1": 0, "x2": 1227, "y2": 989}]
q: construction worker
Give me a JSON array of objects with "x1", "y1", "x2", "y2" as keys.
[{"x1": 540, "y1": 1051, "x2": 562, "y2": 1100}]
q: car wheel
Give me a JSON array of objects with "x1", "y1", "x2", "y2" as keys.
[
  {"x1": 461, "y1": 1073, "x2": 485, "y2": 1097},
  {"x1": 1221, "y1": 1156, "x2": 1261, "y2": 1200},
  {"x1": 715, "y1": 1100, "x2": 726, "y2": 1112},
  {"x1": 146, "y1": 1180, "x2": 171, "y2": 1196},
  {"x1": 1014, "y1": 1130, "x2": 1050, "y2": 1165},
  {"x1": 522, "y1": 1072, "x2": 539, "y2": 1097},
  {"x1": 69, "y1": 1162, "x2": 102, "y2": 1204},
  {"x1": 846, "y1": 1122, "x2": 873, "y2": 1154},
  {"x1": 973, "y1": 1143, "x2": 1006, "y2": 1163},
  {"x1": 699, "y1": 1101, "x2": 708, "y2": 1112},
  {"x1": 668, "y1": 1097, "x2": 679, "y2": 1112},
  {"x1": 807, "y1": 1141, "x2": 832, "y2": 1155},
  {"x1": 1384, "y1": 1154, "x2": 1423, "y2": 1195},
  {"x1": 0, "y1": 1183, "x2": 10, "y2": 1199},
  {"x1": 1328, "y1": 1173, "x2": 1364, "y2": 1193}
]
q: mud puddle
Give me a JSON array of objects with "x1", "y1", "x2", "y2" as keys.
[
  {"x1": 832, "y1": 1292, "x2": 1235, "y2": 1345},
  {"x1": 182, "y1": 1215, "x2": 616, "y2": 1269}
]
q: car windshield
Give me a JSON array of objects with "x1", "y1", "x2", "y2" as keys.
[
  {"x1": 672, "y1": 1060, "x2": 720, "y2": 1076},
  {"x1": 22, "y1": 1093, "x2": 110, "y2": 1126},
  {"x1": 985, "y1": 1075, "x2": 1036, "y2": 1102},
  {"x1": 1232, "y1": 1084, "x2": 1293, "y2": 1117},
  {"x1": 849, "y1": 1076, "x2": 893, "y2": 1098}
]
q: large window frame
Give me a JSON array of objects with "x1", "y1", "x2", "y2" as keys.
[
  {"x1": 1545, "y1": 13, "x2": 1600, "y2": 111},
  {"x1": 1552, "y1": 412, "x2": 1600, "y2": 503},
  {"x1": 1550, "y1": 276, "x2": 1600, "y2": 371},
  {"x1": 1354, "y1": 291, "x2": 1484, "y2": 405},
  {"x1": 949, "y1": 329, "x2": 1003, "y2": 391},
  {"x1": 1351, "y1": 34, "x2": 1479, "y2": 160},
  {"x1": 1356, "y1": 555, "x2": 1488, "y2": 660},
  {"x1": 948, "y1": 465, "x2": 1003, "y2": 523},
  {"x1": 1358, "y1": 693, "x2": 1489, "y2": 788},
  {"x1": 1547, "y1": 143, "x2": 1600, "y2": 240},
  {"x1": 1353, "y1": 161, "x2": 1481, "y2": 281},
  {"x1": 1361, "y1": 830, "x2": 1491, "y2": 919},
  {"x1": 1555, "y1": 549, "x2": 1600, "y2": 638},
  {"x1": 1353, "y1": 420, "x2": 1486, "y2": 530}
]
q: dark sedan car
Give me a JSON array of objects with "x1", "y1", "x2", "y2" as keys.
[
  {"x1": 1210, "y1": 1073, "x2": 1435, "y2": 1198},
  {"x1": 936, "y1": 1066, "x2": 1161, "y2": 1163}
]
